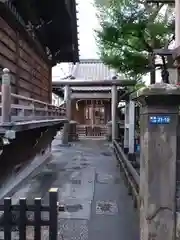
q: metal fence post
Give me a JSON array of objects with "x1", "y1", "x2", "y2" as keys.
[
  {"x1": 49, "y1": 188, "x2": 58, "y2": 240},
  {"x1": 4, "y1": 197, "x2": 12, "y2": 240},
  {"x1": 34, "y1": 198, "x2": 41, "y2": 239},
  {"x1": 19, "y1": 198, "x2": 26, "y2": 239},
  {"x1": 1, "y1": 68, "x2": 11, "y2": 124}
]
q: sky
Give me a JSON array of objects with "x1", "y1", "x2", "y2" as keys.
[
  {"x1": 52, "y1": 0, "x2": 99, "y2": 79},
  {"x1": 52, "y1": 0, "x2": 169, "y2": 84},
  {"x1": 77, "y1": 0, "x2": 99, "y2": 59}
]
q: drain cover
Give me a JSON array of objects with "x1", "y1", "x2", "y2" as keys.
[
  {"x1": 65, "y1": 204, "x2": 83, "y2": 212},
  {"x1": 96, "y1": 201, "x2": 118, "y2": 215}
]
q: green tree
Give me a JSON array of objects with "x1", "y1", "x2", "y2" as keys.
[{"x1": 95, "y1": 0, "x2": 174, "y2": 83}]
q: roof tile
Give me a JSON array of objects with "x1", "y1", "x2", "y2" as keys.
[{"x1": 73, "y1": 59, "x2": 117, "y2": 80}]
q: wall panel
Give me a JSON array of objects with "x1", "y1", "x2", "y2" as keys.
[{"x1": 0, "y1": 16, "x2": 51, "y2": 103}]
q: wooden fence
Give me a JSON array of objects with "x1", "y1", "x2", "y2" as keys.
[
  {"x1": 0, "y1": 188, "x2": 63, "y2": 240},
  {"x1": 77, "y1": 124, "x2": 107, "y2": 138}
]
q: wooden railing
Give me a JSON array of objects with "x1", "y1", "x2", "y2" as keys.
[
  {"x1": 1, "y1": 93, "x2": 66, "y2": 122},
  {"x1": 0, "y1": 68, "x2": 66, "y2": 124},
  {"x1": 113, "y1": 140, "x2": 140, "y2": 209}
]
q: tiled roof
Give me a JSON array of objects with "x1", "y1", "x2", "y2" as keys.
[
  {"x1": 73, "y1": 59, "x2": 117, "y2": 80},
  {"x1": 71, "y1": 59, "x2": 123, "y2": 91}
]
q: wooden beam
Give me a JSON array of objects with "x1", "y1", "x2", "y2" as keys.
[
  {"x1": 71, "y1": 92, "x2": 111, "y2": 99},
  {"x1": 52, "y1": 79, "x2": 136, "y2": 87},
  {"x1": 153, "y1": 49, "x2": 173, "y2": 56}
]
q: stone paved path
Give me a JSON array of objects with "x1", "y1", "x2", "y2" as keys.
[{"x1": 3, "y1": 135, "x2": 139, "y2": 239}]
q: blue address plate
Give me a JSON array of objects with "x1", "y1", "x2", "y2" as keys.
[{"x1": 149, "y1": 116, "x2": 170, "y2": 124}]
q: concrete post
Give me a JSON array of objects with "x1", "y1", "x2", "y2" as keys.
[
  {"x1": 128, "y1": 100, "x2": 135, "y2": 161},
  {"x1": 61, "y1": 85, "x2": 71, "y2": 144},
  {"x1": 134, "y1": 83, "x2": 180, "y2": 240},
  {"x1": 1, "y1": 68, "x2": 11, "y2": 124},
  {"x1": 111, "y1": 85, "x2": 117, "y2": 141},
  {"x1": 124, "y1": 101, "x2": 129, "y2": 153}
]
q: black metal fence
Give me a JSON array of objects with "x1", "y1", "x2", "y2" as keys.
[{"x1": 0, "y1": 188, "x2": 60, "y2": 240}]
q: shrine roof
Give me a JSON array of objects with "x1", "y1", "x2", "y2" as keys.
[
  {"x1": 52, "y1": 59, "x2": 127, "y2": 96},
  {"x1": 71, "y1": 59, "x2": 124, "y2": 91},
  {"x1": 73, "y1": 59, "x2": 116, "y2": 80}
]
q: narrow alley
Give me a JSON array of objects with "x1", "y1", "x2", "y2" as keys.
[{"x1": 3, "y1": 133, "x2": 139, "y2": 239}]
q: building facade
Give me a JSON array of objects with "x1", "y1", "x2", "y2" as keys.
[
  {"x1": 0, "y1": 1, "x2": 79, "y2": 103},
  {"x1": 65, "y1": 59, "x2": 122, "y2": 138}
]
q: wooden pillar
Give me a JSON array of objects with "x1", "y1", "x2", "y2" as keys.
[
  {"x1": 124, "y1": 101, "x2": 129, "y2": 153},
  {"x1": 128, "y1": 100, "x2": 135, "y2": 161},
  {"x1": 48, "y1": 67, "x2": 52, "y2": 103},
  {"x1": 111, "y1": 85, "x2": 117, "y2": 141},
  {"x1": 65, "y1": 85, "x2": 71, "y2": 121},
  {"x1": 105, "y1": 100, "x2": 111, "y2": 123},
  {"x1": 109, "y1": 100, "x2": 111, "y2": 122},
  {"x1": 1, "y1": 68, "x2": 11, "y2": 124},
  {"x1": 61, "y1": 85, "x2": 71, "y2": 144},
  {"x1": 136, "y1": 83, "x2": 180, "y2": 240}
]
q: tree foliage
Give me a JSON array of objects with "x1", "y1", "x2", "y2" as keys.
[{"x1": 95, "y1": 0, "x2": 174, "y2": 81}]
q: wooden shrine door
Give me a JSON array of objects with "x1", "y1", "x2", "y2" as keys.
[{"x1": 83, "y1": 100, "x2": 107, "y2": 137}]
